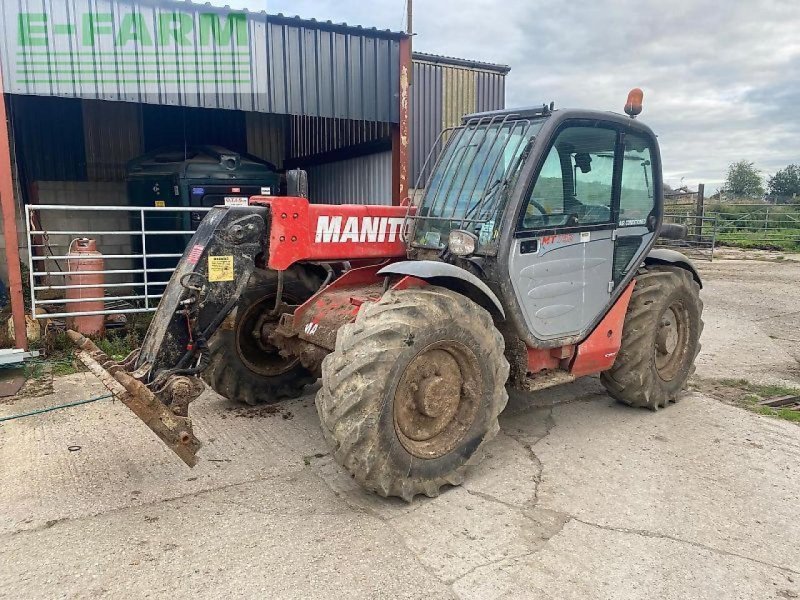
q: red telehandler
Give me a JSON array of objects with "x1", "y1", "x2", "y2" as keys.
[{"x1": 71, "y1": 92, "x2": 703, "y2": 500}]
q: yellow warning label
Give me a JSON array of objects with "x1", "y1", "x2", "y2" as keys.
[
  {"x1": 155, "y1": 201, "x2": 166, "y2": 207},
  {"x1": 208, "y1": 256, "x2": 235, "y2": 282}
]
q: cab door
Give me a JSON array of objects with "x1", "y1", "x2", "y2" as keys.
[
  {"x1": 612, "y1": 131, "x2": 660, "y2": 287},
  {"x1": 508, "y1": 122, "x2": 620, "y2": 342}
]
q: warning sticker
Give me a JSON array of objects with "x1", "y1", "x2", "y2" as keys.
[
  {"x1": 208, "y1": 256, "x2": 235, "y2": 282},
  {"x1": 155, "y1": 201, "x2": 166, "y2": 207}
]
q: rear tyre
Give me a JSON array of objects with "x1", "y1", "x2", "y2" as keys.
[
  {"x1": 203, "y1": 267, "x2": 321, "y2": 406},
  {"x1": 601, "y1": 266, "x2": 704, "y2": 409},
  {"x1": 316, "y1": 286, "x2": 509, "y2": 501}
]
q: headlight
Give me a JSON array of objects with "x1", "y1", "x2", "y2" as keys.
[{"x1": 448, "y1": 230, "x2": 478, "y2": 257}]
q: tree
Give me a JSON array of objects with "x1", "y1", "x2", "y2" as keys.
[
  {"x1": 720, "y1": 161, "x2": 765, "y2": 199},
  {"x1": 767, "y1": 164, "x2": 800, "y2": 203}
]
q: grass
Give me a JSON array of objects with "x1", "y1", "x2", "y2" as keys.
[
  {"x1": 0, "y1": 308, "x2": 12, "y2": 350},
  {"x1": 17, "y1": 331, "x2": 85, "y2": 380},
  {"x1": 22, "y1": 357, "x2": 82, "y2": 378},
  {"x1": 22, "y1": 360, "x2": 46, "y2": 381},
  {"x1": 12, "y1": 311, "x2": 154, "y2": 381},
  {"x1": 676, "y1": 202, "x2": 800, "y2": 253},
  {"x1": 92, "y1": 313, "x2": 152, "y2": 361},
  {"x1": 716, "y1": 231, "x2": 800, "y2": 253},
  {"x1": 3, "y1": 318, "x2": 150, "y2": 396},
  {"x1": 716, "y1": 378, "x2": 800, "y2": 423},
  {"x1": 95, "y1": 331, "x2": 142, "y2": 361},
  {"x1": 52, "y1": 359, "x2": 82, "y2": 377}
]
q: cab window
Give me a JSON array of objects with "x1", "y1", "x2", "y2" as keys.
[
  {"x1": 521, "y1": 126, "x2": 617, "y2": 230},
  {"x1": 619, "y1": 133, "x2": 656, "y2": 227}
]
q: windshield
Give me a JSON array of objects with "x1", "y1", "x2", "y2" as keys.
[{"x1": 412, "y1": 116, "x2": 545, "y2": 250}]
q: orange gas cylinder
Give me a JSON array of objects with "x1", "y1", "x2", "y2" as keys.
[{"x1": 66, "y1": 238, "x2": 105, "y2": 336}]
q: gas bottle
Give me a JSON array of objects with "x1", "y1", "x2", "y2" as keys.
[{"x1": 66, "y1": 238, "x2": 105, "y2": 336}]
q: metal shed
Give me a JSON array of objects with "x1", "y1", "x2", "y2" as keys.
[
  {"x1": 0, "y1": 1, "x2": 509, "y2": 352},
  {"x1": 0, "y1": 0, "x2": 413, "y2": 351},
  {"x1": 410, "y1": 52, "x2": 510, "y2": 188},
  {"x1": 0, "y1": 0, "x2": 411, "y2": 202},
  {"x1": 0, "y1": 2, "x2": 402, "y2": 121}
]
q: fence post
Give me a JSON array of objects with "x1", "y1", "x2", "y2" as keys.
[
  {"x1": 694, "y1": 183, "x2": 705, "y2": 239},
  {"x1": 710, "y1": 215, "x2": 718, "y2": 261},
  {"x1": 141, "y1": 208, "x2": 149, "y2": 310}
]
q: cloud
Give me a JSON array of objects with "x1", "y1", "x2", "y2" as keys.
[{"x1": 225, "y1": 0, "x2": 800, "y2": 192}]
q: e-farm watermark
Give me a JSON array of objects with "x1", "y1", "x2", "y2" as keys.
[{"x1": 16, "y1": 10, "x2": 252, "y2": 85}]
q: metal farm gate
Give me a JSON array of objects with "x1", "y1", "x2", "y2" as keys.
[
  {"x1": 708, "y1": 203, "x2": 800, "y2": 251},
  {"x1": 658, "y1": 185, "x2": 717, "y2": 260},
  {"x1": 26, "y1": 205, "x2": 211, "y2": 321}
]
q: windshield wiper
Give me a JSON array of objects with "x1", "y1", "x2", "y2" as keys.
[
  {"x1": 462, "y1": 178, "x2": 505, "y2": 225},
  {"x1": 461, "y1": 134, "x2": 536, "y2": 227}
]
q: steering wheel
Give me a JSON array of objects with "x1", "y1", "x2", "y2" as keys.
[{"x1": 527, "y1": 199, "x2": 548, "y2": 215}]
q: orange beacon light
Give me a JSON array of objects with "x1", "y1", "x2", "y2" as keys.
[{"x1": 624, "y1": 88, "x2": 644, "y2": 118}]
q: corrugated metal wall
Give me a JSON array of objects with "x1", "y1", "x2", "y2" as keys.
[
  {"x1": 410, "y1": 61, "x2": 443, "y2": 188},
  {"x1": 246, "y1": 112, "x2": 288, "y2": 168},
  {"x1": 0, "y1": 1, "x2": 402, "y2": 121},
  {"x1": 410, "y1": 54, "x2": 508, "y2": 187},
  {"x1": 306, "y1": 151, "x2": 392, "y2": 205},
  {"x1": 9, "y1": 93, "x2": 395, "y2": 203},
  {"x1": 290, "y1": 116, "x2": 391, "y2": 160},
  {"x1": 442, "y1": 68, "x2": 477, "y2": 130},
  {"x1": 476, "y1": 71, "x2": 506, "y2": 113},
  {"x1": 9, "y1": 95, "x2": 87, "y2": 183},
  {"x1": 82, "y1": 100, "x2": 143, "y2": 181},
  {"x1": 140, "y1": 104, "x2": 247, "y2": 151}
]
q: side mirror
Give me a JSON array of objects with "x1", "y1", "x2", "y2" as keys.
[
  {"x1": 286, "y1": 169, "x2": 309, "y2": 198},
  {"x1": 659, "y1": 223, "x2": 688, "y2": 240}
]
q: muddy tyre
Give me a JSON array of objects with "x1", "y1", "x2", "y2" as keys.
[
  {"x1": 316, "y1": 286, "x2": 509, "y2": 501},
  {"x1": 203, "y1": 267, "x2": 321, "y2": 406},
  {"x1": 601, "y1": 266, "x2": 703, "y2": 409}
]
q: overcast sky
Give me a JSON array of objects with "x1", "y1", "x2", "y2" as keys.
[{"x1": 222, "y1": 0, "x2": 798, "y2": 192}]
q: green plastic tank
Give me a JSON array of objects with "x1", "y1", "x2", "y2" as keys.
[{"x1": 126, "y1": 146, "x2": 280, "y2": 275}]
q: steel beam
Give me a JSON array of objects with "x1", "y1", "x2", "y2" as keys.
[
  {"x1": 0, "y1": 67, "x2": 27, "y2": 350},
  {"x1": 392, "y1": 35, "x2": 412, "y2": 205}
]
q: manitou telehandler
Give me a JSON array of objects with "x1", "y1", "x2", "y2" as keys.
[{"x1": 71, "y1": 90, "x2": 703, "y2": 501}]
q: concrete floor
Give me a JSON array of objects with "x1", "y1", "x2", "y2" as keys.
[{"x1": 1, "y1": 256, "x2": 799, "y2": 600}]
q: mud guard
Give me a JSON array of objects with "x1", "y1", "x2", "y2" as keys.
[
  {"x1": 377, "y1": 261, "x2": 505, "y2": 319},
  {"x1": 644, "y1": 249, "x2": 702, "y2": 288}
]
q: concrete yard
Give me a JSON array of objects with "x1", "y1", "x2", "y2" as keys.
[{"x1": 1, "y1": 255, "x2": 799, "y2": 600}]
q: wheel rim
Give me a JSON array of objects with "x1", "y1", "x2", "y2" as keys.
[
  {"x1": 654, "y1": 300, "x2": 690, "y2": 382},
  {"x1": 235, "y1": 293, "x2": 300, "y2": 377},
  {"x1": 393, "y1": 340, "x2": 481, "y2": 459}
]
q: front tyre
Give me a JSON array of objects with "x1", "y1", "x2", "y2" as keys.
[
  {"x1": 316, "y1": 286, "x2": 509, "y2": 501},
  {"x1": 601, "y1": 266, "x2": 704, "y2": 409},
  {"x1": 203, "y1": 267, "x2": 321, "y2": 406}
]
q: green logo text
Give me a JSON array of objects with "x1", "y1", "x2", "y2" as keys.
[{"x1": 18, "y1": 11, "x2": 249, "y2": 48}]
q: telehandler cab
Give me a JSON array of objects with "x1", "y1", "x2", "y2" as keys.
[{"x1": 71, "y1": 91, "x2": 703, "y2": 501}]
